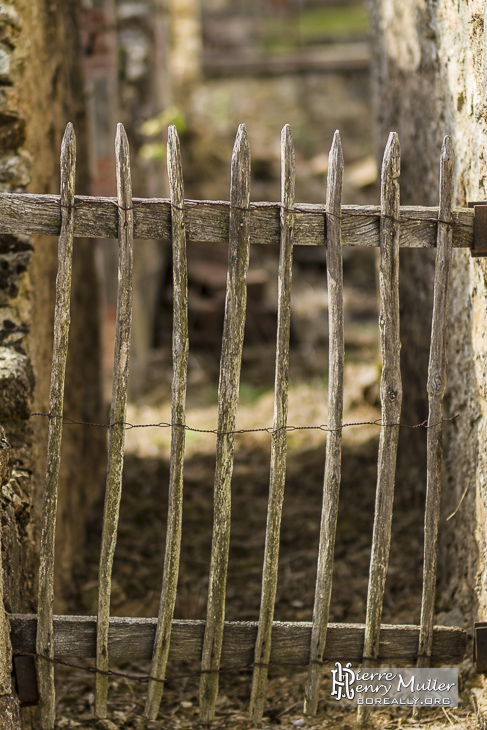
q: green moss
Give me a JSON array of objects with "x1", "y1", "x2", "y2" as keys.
[
  {"x1": 298, "y1": 5, "x2": 369, "y2": 40},
  {"x1": 261, "y1": 5, "x2": 369, "y2": 52},
  {"x1": 238, "y1": 382, "x2": 271, "y2": 405}
]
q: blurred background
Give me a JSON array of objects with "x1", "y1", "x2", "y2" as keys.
[{"x1": 79, "y1": 0, "x2": 377, "y2": 405}]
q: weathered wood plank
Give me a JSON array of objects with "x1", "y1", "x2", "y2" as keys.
[
  {"x1": 0, "y1": 192, "x2": 473, "y2": 248},
  {"x1": 304, "y1": 130, "x2": 345, "y2": 716},
  {"x1": 145, "y1": 126, "x2": 189, "y2": 720},
  {"x1": 358, "y1": 132, "x2": 402, "y2": 726},
  {"x1": 36, "y1": 123, "x2": 76, "y2": 730},
  {"x1": 199, "y1": 125, "x2": 251, "y2": 723},
  {"x1": 95, "y1": 124, "x2": 134, "y2": 718},
  {"x1": 10, "y1": 615, "x2": 467, "y2": 665},
  {"x1": 249, "y1": 125, "x2": 295, "y2": 723},
  {"x1": 417, "y1": 137, "x2": 455, "y2": 670},
  {"x1": 203, "y1": 42, "x2": 370, "y2": 77}
]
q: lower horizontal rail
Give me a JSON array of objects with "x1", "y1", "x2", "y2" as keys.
[{"x1": 10, "y1": 615, "x2": 466, "y2": 665}]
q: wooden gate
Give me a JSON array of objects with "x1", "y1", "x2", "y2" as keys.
[{"x1": 1, "y1": 122, "x2": 469, "y2": 727}]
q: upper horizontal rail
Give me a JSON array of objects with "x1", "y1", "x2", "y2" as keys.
[{"x1": 0, "y1": 193, "x2": 473, "y2": 248}]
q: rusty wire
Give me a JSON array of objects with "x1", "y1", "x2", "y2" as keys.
[
  {"x1": 56, "y1": 195, "x2": 471, "y2": 231},
  {"x1": 21, "y1": 651, "x2": 429, "y2": 688},
  {"x1": 29, "y1": 412, "x2": 459, "y2": 434}
]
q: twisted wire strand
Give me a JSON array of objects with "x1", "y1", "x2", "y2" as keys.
[{"x1": 29, "y1": 412, "x2": 459, "y2": 434}]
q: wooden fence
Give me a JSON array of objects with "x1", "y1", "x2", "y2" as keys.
[{"x1": 0, "y1": 122, "x2": 470, "y2": 728}]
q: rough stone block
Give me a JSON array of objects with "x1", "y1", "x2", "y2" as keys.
[
  {"x1": 0, "y1": 151, "x2": 31, "y2": 187},
  {"x1": 0, "y1": 424, "x2": 11, "y2": 485},
  {"x1": 0, "y1": 4, "x2": 21, "y2": 50},
  {"x1": 0, "y1": 347, "x2": 33, "y2": 420},
  {"x1": 0, "y1": 250, "x2": 30, "y2": 304},
  {"x1": 0, "y1": 89, "x2": 26, "y2": 148},
  {"x1": 0, "y1": 46, "x2": 12, "y2": 83},
  {"x1": 0, "y1": 234, "x2": 32, "y2": 254},
  {"x1": 0, "y1": 5, "x2": 21, "y2": 33},
  {"x1": 0, "y1": 114, "x2": 25, "y2": 148}
]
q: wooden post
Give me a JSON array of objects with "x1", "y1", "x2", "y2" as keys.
[
  {"x1": 199, "y1": 124, "x2": 251, "y2": 723},
  {"x1": 36, "y1": 123, "x2": 76, "y2": 730},
  {"x1": 249, "y1": 124, "x2": 295, "y2": 722},
  {"x1": 304, "y1": 131, "x2": 344, "y2": 715},
  {"x1": 95, "y1": 124, "x2": 134, "y2": 718},
  {"x1": 145, "y1": 125, "x2": 189, "y2": 719},
  {"x1": 417, "y1": 137, "x2": 455, "y2": 668},
  {"x1": 358, "y1": 132, "x2": 402, "y2": 726}
]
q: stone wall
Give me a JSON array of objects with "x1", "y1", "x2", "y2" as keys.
[
  {"x1": 368, "y1": 0, "x2": 487, "y2": 667},
  {"x1": 0, "y1": 0, "x2": 104, "y2": 634}
]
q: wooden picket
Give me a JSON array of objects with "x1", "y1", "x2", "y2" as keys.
[
  {"x1": 304, "y1": 129, "x2": 345, "y2": 715},
  {"x1": 357, "y1": 131, "x2": 403, "y2": 725},
  {"x1": 36, "y1": 123, "x2": 76, "y2": 730},
  {"x1": 417, "y1": 137, "x2": 455, "y2": 667},
  {"x1": 95, "y1": 124, "x2": 134, "y2": 719},
  {"x1": 145, "y1": 125, "x2": 189, "y2": 720},
  {"x1": 199, "y1": 124, "x2": 252, "y2": 722},
  {"x1": 0, "y1": 123, "x2": 469, "y2": 727},
  {"x1": 249, "y1": 123, "x2": 296, "y2": 722}
]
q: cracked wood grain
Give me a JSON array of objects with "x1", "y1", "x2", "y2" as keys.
[
  {"x1": 145, "y1": 126, "x2": 189, "y2": 720},
  {"x1": 199, "y1": 125, "x2": 251, "y2": 723},
  {"x1": 304, "y1": 130, "x2": 344, "y2": 716},
  {"x1": 95, "y1": 124, "x2": 134, "y2": 718},
  {"x1": 36, "y1": 123, "x2": 76, "y2": 730},
  {"x1": 250, "y1": 124, "x2": 295, "y2": 723}
]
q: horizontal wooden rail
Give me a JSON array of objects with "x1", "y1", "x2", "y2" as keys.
[
  {"x1": 0, "y1": 193, "x2": 473, "y2": 248},
  {"x1": 10, "y1": 615, "x2": 466, "y2": 665},
  {"x1": 203, "y1": 42, "x2": 371, "y2": 77}
]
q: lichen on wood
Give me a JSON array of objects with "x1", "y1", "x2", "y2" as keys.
[
  {"x1": 199, "y1": 124, "x2": 251, "y2": 723},
  {"x1": 95, "y1": 124, "x2": 134, "y2": 718},
  {"x1": 36, "y1": 123, "x2": 76, "y2": 730},
  {"x1": 145, "y1": 125, "x2": 189, "y2": 720},
  {"x1": 304, "y1": 130, "x2": 344, "y2": 716},
  {"x1": 417, "y1": 136, "x2": 455, "y2": 670},
  {"x1": 250, "y1": 124, "x2": 295, "y2": 723}
]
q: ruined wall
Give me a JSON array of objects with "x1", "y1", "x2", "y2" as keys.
[
  {"x1": 368, "y1": 0, "x2": 487, "y2": 648},
  {"x1": 0, "y1": 0, "x2": 104, "y2": 625}
]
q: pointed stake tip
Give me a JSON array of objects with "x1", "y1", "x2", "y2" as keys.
[
  {"x1": 115, "y1": 123, "x2": 130, "y2": 159},
  {"x1": 234, "y1": 122, "x2": 247, "y2": 142},
  {"x1": 441, "y1": 134, "x2": 454, "y2": 159},
  {"x1": 382, "y1": 131, "x2": 401, "y2": 177},
  {"x1": 386, "y1": 130, "x2": 400, "y2": 151},
  {"x1": 281, "y1": 123, "x2": 294, "y2": 148},
  {"x1": 115, "y1": 122, "x2": 129, "y2": 145},
  {"x1": 330, "y1": 130, "x2": 343, "y2": 159},
  {"x1": 167, "y1": 124, "x2": 179, "y2": 145},
  {"x1": 62, "y1": 122, "x2": 76, "y2": 151},
  {"x1": 233, "y1": 123, "x2": 250, "y2": 157}
]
